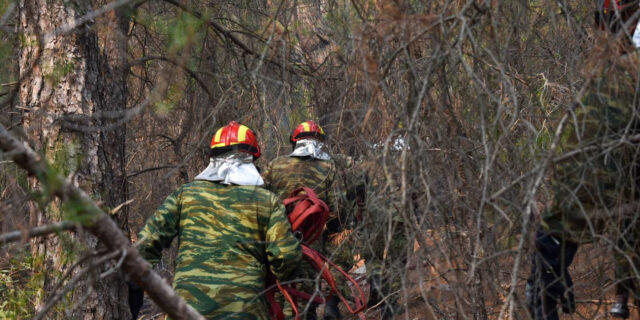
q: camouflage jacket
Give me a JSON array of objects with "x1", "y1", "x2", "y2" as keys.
[
  {"x1": 543, "y1": 53, "x2": 640, "y2": 243},
  {"x1": 137, "y1": 180, "x2": 301, "y2": 319},
  {"x1": 263, "y1": 155, "x2": 337, "y2": 208}
]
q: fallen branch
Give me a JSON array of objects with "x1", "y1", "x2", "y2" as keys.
[
  {"x1": 0, "y1": 124, "x2": 204, "y2": 320},
  {"x1": 0, "y1": 221, "x2": 75, "y2": 245}
]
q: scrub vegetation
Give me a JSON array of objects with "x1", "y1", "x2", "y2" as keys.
[{"x1": 0, "y1": 0, "x2": 626, "y2": 319}]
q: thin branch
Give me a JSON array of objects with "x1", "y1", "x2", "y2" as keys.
[
  {"x1": 52, "y1": 250, "x2": 111, "y2": 296},
  {"x1": 111, "y1": 198, "x2": 135, "y2": 214},
  {"x1": 41, "y1": 0, "x2": 146, "y2": 43},
  {"x1": 32, "y1": 250, "x2": 122, "y2": 320},
  {"x1": 490, "y1": 133, "x2": 640, "y2": 201},
  {"x1": 588, "y1": 200, "x2": 640, "y2": 220},
  {"x1": 0, "y1": 81, "x2": 18, "y2": 87},
  {"x1": 160, "y1": 0, "x2": 310, "y2": 76},
  {"x1": 128, "y1": 55, "x2": 214, "y2": 102},
  {"x1": 127, "y1": 165, "x2": 176, "y2": 178},
  {"x1": 553, "y1": 133, "x2": 640, "y2": 163},
  {"x1": 100, "y1": 248, "x2": 127, "y2": 279},
  {"x1": 381, "y1": 16, "x2": 452, "y2": 80},
  {"x1": 161, "y1": 0, "x2": 253, "y2": 53},
  {"x1": 0, "y1": 221, "x2": 75, "y2": 245}
]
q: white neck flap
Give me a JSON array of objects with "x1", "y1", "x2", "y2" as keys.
[
  {"x1": 195, "y1": 153, "x2": 264, "y2": 186},
  {"x1": 290, "y1": 139, "x2": 331, "y2": 160},
  {"x1": 633, "y1": 20, "x2": 640, "y2": 49}
]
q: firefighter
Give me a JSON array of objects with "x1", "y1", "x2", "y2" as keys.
[
  {"x1": 527, "y1": 2, "x2": 640, "y2": 319},
  {"x1": 131, "y1": 121, "x2": 301, "y2": 319},
  {"x1": 359, "y1": 135, "x2": 412, "y2": 320},
  {"x1": 263, "y1": 120, "x2": 354, "y2": 320}
]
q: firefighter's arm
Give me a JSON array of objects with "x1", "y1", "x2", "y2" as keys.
[
  {"x1": 265, "y1": 200, "x2": 302, "y2": 279},
  {"x1": 137, "y1": 188, "x2": 182, "y2": 264}
]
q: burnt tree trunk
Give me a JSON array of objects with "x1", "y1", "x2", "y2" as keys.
[{"x1": 18, "y1": 1, "x2": 130, "y2": 318}]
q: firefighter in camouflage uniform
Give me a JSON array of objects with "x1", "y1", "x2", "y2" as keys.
[
  {"x1": 263, "y1": 120, "x2": 355, "y2": 320},
  {"x1": 359, "y1": 136, "x2": 412, "y2": 320},
  {"x1": 527, "y1": 2, "x2": 640, "y2": 318},
  {"x1": 132, "y1": 121, "x2": 301, "y2": 320}
]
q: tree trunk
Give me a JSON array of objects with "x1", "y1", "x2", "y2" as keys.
[{"x1": 18, "y1": 0, "x2": 129, "y2": 318}]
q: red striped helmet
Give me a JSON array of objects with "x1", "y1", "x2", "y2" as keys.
[
  {"x1": 290, "y1": 120, "x2": 325, "y2": 143},
  {"x1": 210, "y1": 121, "x2": 261, "y2": 158}
]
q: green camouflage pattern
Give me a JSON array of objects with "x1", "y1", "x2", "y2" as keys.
[
  {"x1": 542, "y1": 54, "x2": 640, "y2": 244},
  {"x1": 137, "y1": 180, "x2": 301, "y2": 319},
  {"x1": 263, "y1": 155, "x2": 337, "y2": 209},
  {"x1": 263, "y1": 154, "x2": 351, "y2": 265}
]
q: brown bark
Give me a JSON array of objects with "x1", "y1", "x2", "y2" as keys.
[{"x1": 18, "y1": 0, "x2": 130, "y2": 318}]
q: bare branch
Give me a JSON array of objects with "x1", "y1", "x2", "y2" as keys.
[
  {"x1": 553, "y1": 133, "x2": 640, "y2": 163},
  {"x1": 0, "y1": 221, "x2": 75, "y2": 245},
  {"x1": 160, "y1": 0, "x2": 254, "y2": 54},
  {"x1": 490, "y1": 133, "x2": 640, "y2": 201},
  {"x1": 127, "y1": 165, "x2": 176, "y2": 178},
  {"x1": 41, "y1": 0, "x2": 146, "y2": 43},
  {"x1": 32, "y1": 250, "x2": 122, "y2": 320},
  {"x1": 160, "y1": 0, "x2": 311, "y2": 76},
  {"x1": 111, "y1": 198, "x2": 135, "y2": 215},
  {"x1": 100, "y1": 248, "x2": 128, "y2": 279},
  {"x1": 128, "y1": 55, "x2": 215, "y2": 102}
]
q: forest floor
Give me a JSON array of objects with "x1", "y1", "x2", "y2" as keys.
[{"x1": 332, "y1": 241, "x2": 629, "y2": 319}]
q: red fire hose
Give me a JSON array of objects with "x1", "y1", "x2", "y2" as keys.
[{"x1": 266, "y1": 187, "x2": 367, "y2": 320}]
